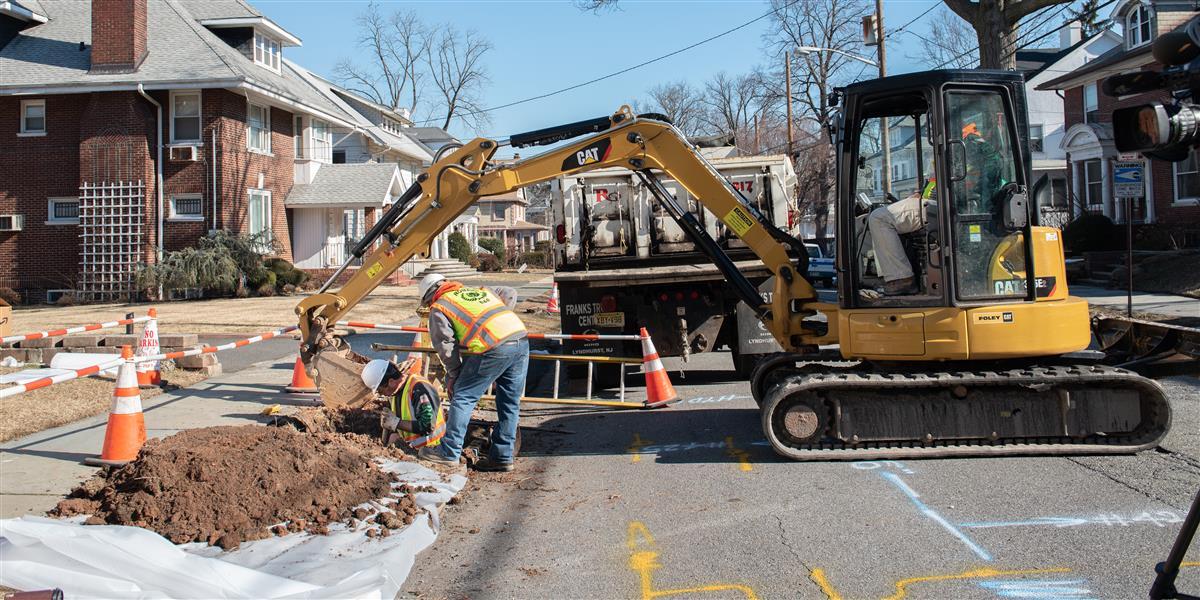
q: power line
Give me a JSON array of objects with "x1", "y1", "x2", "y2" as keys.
[
  {"x1": 935, "y1": 0, "x2": 1120, "y2": 69},
  {"x1": 413, "y1": 0, "x2": 805, "y2": 126},
  {"x1": 887, "y1": 0, "x2": 941, "y2": 38}
]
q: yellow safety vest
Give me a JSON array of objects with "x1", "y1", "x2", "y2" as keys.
[
  {"x1": 390, "y1": 374, "x2": 446, "y2": 449},
  {"x1": 431, "y1": 287, "x2": 527, "y2": 354}
]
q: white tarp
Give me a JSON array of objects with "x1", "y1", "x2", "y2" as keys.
[
  {"x1": 50, "y1": 352, "x2": 121, "y2": 376},
  {"x1": 0, "y1": 460, "x2": 467, "y2": 599}
]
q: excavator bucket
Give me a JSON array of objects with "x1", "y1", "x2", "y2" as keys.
[
  {"x1": 1094, "y1": 316, "x2": 1200, "y2": 375},
  {"x1": 311, "y1": 348, "x2": 375, "y2": 410}
]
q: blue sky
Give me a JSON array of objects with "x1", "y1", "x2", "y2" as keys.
[{"x1": 265, "y1": 1, "x2": 1045, "y2": 148}]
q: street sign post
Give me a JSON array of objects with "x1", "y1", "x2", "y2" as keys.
[{"x1": 1114, "y1": 161, "x2": 1146, "y2": 198}]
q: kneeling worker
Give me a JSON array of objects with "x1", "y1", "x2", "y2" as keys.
[{"x1": 416, "y1": 273, "x2": 528, "y2": 471}]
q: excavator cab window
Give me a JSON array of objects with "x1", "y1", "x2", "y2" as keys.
[
  {"x1": 846, "y1": 90, "x2": 943, "y2": 306},
  {"x1": 943, "y1": 88, "x2": 1030, "y2": 301}
]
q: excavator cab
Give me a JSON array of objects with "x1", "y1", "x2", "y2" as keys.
[{"x1": 836, "y1": 70, "x2": 1033, "y2": 310}]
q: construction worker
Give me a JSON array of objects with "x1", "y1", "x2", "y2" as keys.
[
  {"x1": 415, "y1": 273, "x2": 528, "y2": 472},
  {"x1": 867, "y1": 177, "x2": 936, "y2": 295},
  {"x1": 361, "y1": 358, "x2": 446, "y2": 449}
]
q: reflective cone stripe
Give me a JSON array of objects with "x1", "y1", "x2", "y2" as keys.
[
  {"x1": 86, "y1": 346, "x2": 146, "y2": 466},
  {"x1": 639, "y1": 327, "x2": 678, "y2": 408},
  {"x1": 285, "y1": 356, "x2": 319, "y2": 394},
  {"x1": 135, "y1": 308, "x2": 161, "y2": 387},
  {"x1": 547, "y1": 282, "x2": 560, "y2": 314}
]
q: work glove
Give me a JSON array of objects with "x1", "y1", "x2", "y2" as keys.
[{"x1": 416, "y1": 402, "x2": 434, "y2": 434}]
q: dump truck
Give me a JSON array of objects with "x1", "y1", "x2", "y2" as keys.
[{"x1": 549, "y1": 152, "x2": 801, "y2": 377}]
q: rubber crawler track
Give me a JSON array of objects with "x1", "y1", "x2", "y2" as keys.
[{"x1": 759, "y1": 363, "x2": 1171, "y2": 461}]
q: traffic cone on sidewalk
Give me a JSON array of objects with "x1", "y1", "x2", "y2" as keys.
[
  {"x1": 546, "y1": 282, "x2": 560, "y2": 314},
  {"x1": 639, "y1": 327, "x2": 678, "y2": 408},
  {"x1": 136, "y1": 307, "x2": 161, "y2": 387},
  {"x1": 285, "y1": 355, "x2": 319, "y2": 394},
  {"x1": 85, "y1": 346, "x2": 147, "y2": 466}
]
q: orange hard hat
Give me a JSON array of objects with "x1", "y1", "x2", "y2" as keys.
[{"x1": 961, "y1": 122, "x2": 980, "y2": 138}]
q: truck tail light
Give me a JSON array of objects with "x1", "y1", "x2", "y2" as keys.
[
  {"x1": 556, "y1": 224, "x2": 566, "y2": 244},
  {"x1": 600, "y1": 294, "x2": 617, "y2": 312}
]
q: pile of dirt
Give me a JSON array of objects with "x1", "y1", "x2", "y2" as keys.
[
  {"x1": 283, "y1": 405, "x2": 386, "y2": 438},
  {"x1": 51, "y1": 425, "x2": 400, "y2": 549}
]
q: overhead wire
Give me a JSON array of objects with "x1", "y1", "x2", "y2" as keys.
[
  {"x1": 412, "y1": 0, "x2": 806, "y2": 125},
  {"x1": 935, "y1": 0, "x2": 1121, "y2": 69}
]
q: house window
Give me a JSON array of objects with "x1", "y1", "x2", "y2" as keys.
[
  {"x1": 493, "y1": 204, "x2": 505, "y2": 219},
  {"x1": 247, "y1": 102, "x2": 271, "y2": 153},
  {"x1": 343, "y1": 208, "x2": 365, "y2": 243},
  {"x1": 1173, "y1": 148, "x2": 1200, "y2": 202},
  {"x1": 247, "y1": 189, "x2": 272, "y2": 243},
  {"x1": 332, "y1": 150, "x2": 346, "y2": 164},
  {"x1": 171, "y1": 91, "x2": 201, "y2": 143},
  {"x1": 253, "y1": 32, "x2": 281, "y2": 71},
  {"x1": 1029, "y1": 124, "x2": 1044, "y2": 152},
  {"x1": 311, "y1": 119, "x2": 332, "y2": 162},
  {"x1": 47, "y1": 197, "x2": 78, "y2": 225},
  {"x1": 169, "y1": 194, "x2": 204, "y2": 221},
  {"x1": 294, "y1": 115, "x2": 304, "y2": 159},
  {"x1": 20, "y1": 99, "x2": 45, "y2": 135},
  {"x1": 1083, "y1": 159, "x2": 1104, "y2": 206},
  {"x1": 1126, "y1": 3, "x2": 1153, "y2": 48},
  {"x1": 1084, "y1": 84, "x2": 1099, "y2": 124}
]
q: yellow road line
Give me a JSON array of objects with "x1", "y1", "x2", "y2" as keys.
[
  {"x1": 724, "y1": 436, "x2": 753, "y2": 472},
  {"x1": 628, "y1": 433, "x2": 653, "y2": 463},
  {"x1": 809, "y1": 566, "x2": 1073, "y2": 600},
  {"x1": 809, "y1": 568, "x2": 843, "y2": 600}
]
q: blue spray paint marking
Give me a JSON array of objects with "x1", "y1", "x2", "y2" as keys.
[
  {"x1": 979, "y1": 579, "x2": 1095, "y2": 599},
  {"x1": 879, "y1": 471, "x2": 994, "y2": 562},
  {"x1": 851, "y1": 460, "x2": 915, "y2": 474},
  {"x1": 961, "y1": 510, "x2": 1182, "y2": 530}
]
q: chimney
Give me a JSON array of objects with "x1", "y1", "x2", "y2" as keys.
[
  {"x1": 1060, "y1": 20, "x2": 1083, "y2": 49},
  {"x1": 90, "y1": 0, "x2": 148, "y2": 73}
]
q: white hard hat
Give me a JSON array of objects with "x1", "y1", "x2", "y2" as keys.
[
  {"x1": 361, "y1": 359, "x2": 392, "y2": 392},
  {"x1": 419, "y1": 273, "x2": 446, "y2": 303}
]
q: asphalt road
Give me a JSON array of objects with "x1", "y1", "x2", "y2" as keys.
[{"x1": 402, "y1": 351, "x2": 1200, "y2": 600}]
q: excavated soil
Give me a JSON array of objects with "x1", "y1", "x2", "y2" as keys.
[{"x1": 51, "y1": 425, "x2": 402, "y2": 549}]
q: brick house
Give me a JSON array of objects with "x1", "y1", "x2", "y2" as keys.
[
  {"x1": 0, "y1": 0, "x2": 451, "y2": 301},
  {"x1": 478, "y1": 189, "x2": 549, "y2": 254},
  {"x1": 1038, "y1": 0, "x2": 1200, "y2": 246}
]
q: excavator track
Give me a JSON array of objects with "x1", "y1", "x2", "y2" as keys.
[{"x1": 758, "y1": 362, "x2": 1171, "y2": 460}]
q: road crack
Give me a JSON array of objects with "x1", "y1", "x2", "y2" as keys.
[
  {"x1": 1066, "y1": 457, "x2": 1184, "y2": 509},
  {"x1": 775, "y1": 513, "x2": 826, "y2": 596}
]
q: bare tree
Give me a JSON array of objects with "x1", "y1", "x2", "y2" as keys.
[
  {"x1": 639, "y1": 81, "x2": 705, "y2": 137},
  {"x1": 574, "y1": 0, "x2": 619, "y2": 12},
  {"x1": 942, "y1": 0, "x2": 1072, "y2": 69},
  {"x1": 334, "y1": 3, "x2": 429, "y2": 113},
  {"x1": 699, "y1": 71, "x2": 770, "y2": 153},
  {"x1": 912, "y1": 8, "x2": 979, "y2": 68},
  {"x1": 426, "y1": 27, "x2": 493, "y2": 131}
]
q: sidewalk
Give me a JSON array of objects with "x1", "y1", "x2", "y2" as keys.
[
  {"x1": 1072, "y1": 284, "x2": 1199, "y2": 319},
  {"x1": 0, "y1": 330, "x2": 416, "y2": 519}
]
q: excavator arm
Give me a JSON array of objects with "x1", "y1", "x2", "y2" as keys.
[{"x1": 297, "y1": 106, "x2": 835, "y2": 370}]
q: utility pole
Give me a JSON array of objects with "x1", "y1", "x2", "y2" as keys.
[
  {"x1": 785, "y1": 51, "x2": 794, "y2": 160},
  {"x1": 874, "y1": 0, "x2": 891, "y2": 194}
]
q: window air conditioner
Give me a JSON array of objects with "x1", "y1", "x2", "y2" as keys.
[
  {"x1": 169, "y1": 145, "x2": 200, "y2": 162},
  {"x1": 0, "y1": 214, "x2": 24, "y2": 231}
]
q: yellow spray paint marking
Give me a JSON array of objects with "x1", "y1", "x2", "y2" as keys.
[
  {"x1": 809, "y1": 566, "x2": 1073, "y2": 600},
  {"x1": 627, "y1": 521, "x2": 758, "y2": 600},
  {"x1": 628, "y1": 433, "x2": 653, "y2": 463},
  {"x1": 724, "y1": 436, "x2": 753, "y2": 472}
]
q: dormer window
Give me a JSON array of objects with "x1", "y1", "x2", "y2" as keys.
[
  {"x1": 1126, "y1": 3, "x2": 1153, "y2": 48},
  {"x1": 254, "y1": 32, "x2": 281, "y2": 71},
  {"x1": 382, "y1": 117, "x2": 403, "y2": 134}
]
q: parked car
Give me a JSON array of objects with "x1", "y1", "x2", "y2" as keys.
[{"x1": 806, "y1": 243, "x2": 836, "y2": 287}]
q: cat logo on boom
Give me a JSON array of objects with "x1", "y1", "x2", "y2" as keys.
[{"x1": 561, "y1": 138, "x2": 612, "y2": 171}]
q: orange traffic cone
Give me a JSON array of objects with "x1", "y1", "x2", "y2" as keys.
[
  {"x1": 136, "y1": 307, "x2": 161, "y2": 387},
  {"x1": 285, "y1": 356, "x2": 319, "y2": 394},
  {"x1": 85, "y1": 346, "x2": 147, "y2": 466},
  {"x1": 546, "y1": 282, "x2": 560, "y2": 314},
  {"x1": 639, "y1": 327, "x2": 678, "y2": 408}
]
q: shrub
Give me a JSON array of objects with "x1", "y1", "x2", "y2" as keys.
[
  {"x1": 1064, "y1": 213, "x2": 1121, "y2": 254},
  {"x1": 277, "y1": 268, "x2": 309, "y2": 287},
  {"x1": 534, "y1": 240, "x2": 553, "y2": 253},
  {"x1": 0, "y1": 287, "x2": 20, "y2": 305},
  {"x1": 448, "y1": 232, "x2": 472, "y2": 262},
  {"x1": 246, "y1": 269, "x2": 276, "y2": 291},
  {"x1": 475, "y1": 252, "x2": 503, "y2": 272},
  {"x1": 281, "y1": 283, "x2": 297, "y2": 295},
  {"x1": 256, "y1": 282, "x2": 276, "y2": 297},
  {"x1": 135, "y1": 231, "x2": 274, "y2": 298},
  {"x1": 520, "y1": 250, "x2": 551, "y2": 268},
  {"x1": 467, "y1": 253, "x2": 482, "y2": 269},
  {"x1": 55, "y1": 293, "x2": 79, "y2": 307},
  {"x1": 478, "y1": 237, "x2": 505, "y2": 262}
]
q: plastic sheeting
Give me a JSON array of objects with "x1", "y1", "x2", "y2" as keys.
[{"x1": 0, "y1": 459, "x2": 467, "y2": 599}]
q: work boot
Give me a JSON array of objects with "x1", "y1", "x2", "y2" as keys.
[
  {"x1": 473, "y1": 455, "x2": 515, "y2": 472},
  {"x1": 418, "y1": 446, "x2": 459, "y2": 468},
  {"x1": 881, "y1": 277, "x2": 919, "y2": 296}
]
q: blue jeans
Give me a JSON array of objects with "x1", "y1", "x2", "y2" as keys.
[{"x1": 438, "y1": 337, "x2": 528, "y2": 463}]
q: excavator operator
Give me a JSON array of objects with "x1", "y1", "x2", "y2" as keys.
[
  {"x1": 867, "y1": 177, "x2": 936, "y2": 296},
  {"x1": 417, "y1": 273, "x2": 528, "y2": 472}
]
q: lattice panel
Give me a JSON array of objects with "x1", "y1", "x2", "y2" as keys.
[{"x1": 79, "y1": 181, "x2": 145, "y2": 301}]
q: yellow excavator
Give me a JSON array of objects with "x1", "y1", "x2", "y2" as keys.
[{"x1": 297, "y1": 69, "x2": 1171, "y2": 460}]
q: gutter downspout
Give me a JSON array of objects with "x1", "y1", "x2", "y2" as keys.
[
  {"x1": 212, "y1": 126, "x2": 218, "y2": 231},
  {"x1": 136, "y1": 84, "x2": 164, "y2": 263}
]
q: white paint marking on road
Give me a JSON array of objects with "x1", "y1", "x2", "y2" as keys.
[
  {"x1": 851, "y1": 460, "x2": 915, "y2": 474},
  {"x1": 978, "y1": 579, "x2": 1095, "y2": 599},
  {"x1": 684, "y1": 394, "x2": 751, "y2": 405},
  {"x1": 961, "y1": 510, "x2": 1183, "y2": 530},
  {"x1": 879, "y1": 471, "x2": 994, "y2": 562}
]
